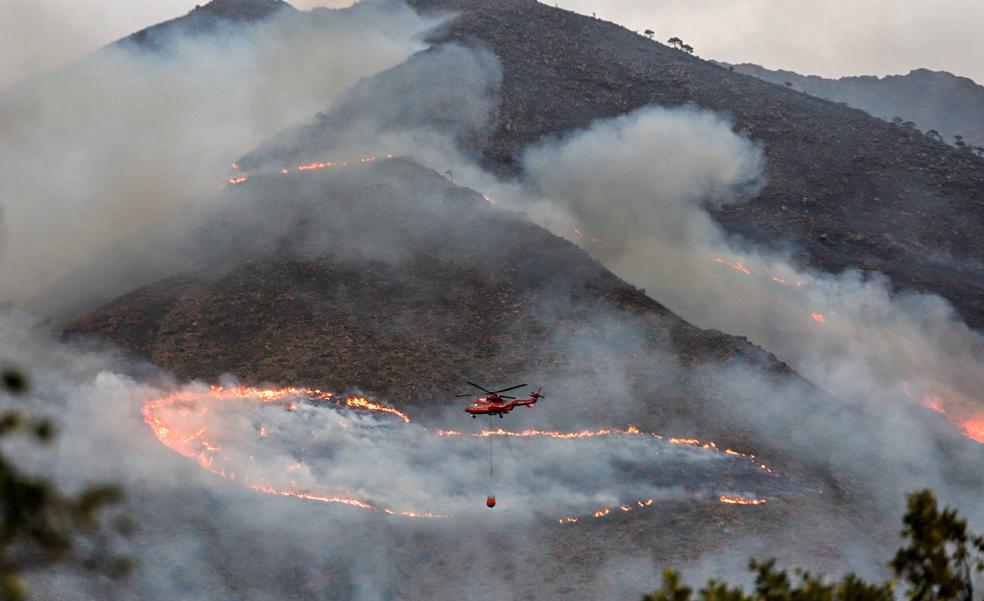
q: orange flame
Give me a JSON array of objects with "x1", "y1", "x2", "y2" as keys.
[
  {"x1": 901, "y1": 383, "x2": 984, "y2": 446},
  {"x1": 810, "y1": 312, "x2": 826, "y2": 324},
  {"x1": 343, "y1": 396, "x2": 410, "y2": 423},
  {"x1": 142, "y1": 386, "x2": 436, "y2": 518},
  {"x1": 719, "y1": 495, "x2": 767, "y2": 506},
  {"x1": 962, "y1": 420, "x2": 984, "y2": 444},
  {"x1": 437, "y1": 426, "x2": 771, "y2": 474},
  {"x1": 145, "y1": 387, "x2": 777, "y2": 522},
  {"x1": 562, "y1": 497, "x2": 659, "y2": 523},
  {"x1": 714, "y1": 257, "x2": 751, "y2": 275},
  {"x1": 229, "y1": 176, "x2": 248, "y2": 185},
  {"x1": 298, "y1": 161, "x2": 333, "y2": 171}
]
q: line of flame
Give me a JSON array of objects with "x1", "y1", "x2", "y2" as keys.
[
  {"x1": 714, "y1": 259, "x2": 984, "y2": 447},
  {"x1": 229, "y1": 154, "x2": 395, "y2": 183},
  {"x1": 145, "y1": 388, "x2": 777, "y2": 521},
  {"x1": 142, "y1": 386, "x2": 433, "y2": 518},
  {"x1": 719, "y1": 495, "x2": 767, "y2": 506},
  {"x1": 900, "y1": 382, "x2": 984, "y2": 445},
  {"x1": 437, "y1": 426, "x2": 771, "y2": 473}
]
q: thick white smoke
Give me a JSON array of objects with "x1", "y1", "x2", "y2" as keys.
[
  {"x1": 0, "y1": 310, "x2": 785, "y2": 599},
  {"x1": 144, "y1": 383, "x2": 779, "y2": 518},
  {"x1": 473, "y1": 104, "x2": 984, "y2": 516},
  {"x1": 226, "y1": 36, "x2": 984, "y2": 517},
  {"x1": 0, "y1": 0, "x2": 441, "y2": 320}
]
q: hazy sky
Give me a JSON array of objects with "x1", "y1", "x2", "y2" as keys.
[
  {"x1": 2, "y1": 0, "x2": 983, "y2": 91},
  {"x1": 558, "y1": 0, "x2": 984, "y2": 84}
]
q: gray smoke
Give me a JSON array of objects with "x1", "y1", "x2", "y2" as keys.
[
  {"x1": 1, "y1": 303, "x2": 787, "y2": 599},
  {"x1": 474, "y1": 104, "x2": 984, "y2": 520},
  {"x1": 0, "y1": 0, "x2": 440, "y2": 321}
]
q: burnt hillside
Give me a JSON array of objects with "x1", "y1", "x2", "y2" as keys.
[
  {"x1": 66, "y1": 156, "x2": 942, "y2": 591},
  {"x1": 67, "y1": 159, "x2": 794, "y2": 445},
  {"x1": 384, "y1": 0, "x2": 984, "y2": 329}
]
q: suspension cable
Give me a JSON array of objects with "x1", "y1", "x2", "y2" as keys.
[{"x1": 488, "y1": 413, "x2": 494, "y2": 483}]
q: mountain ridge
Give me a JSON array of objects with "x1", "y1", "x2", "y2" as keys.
[
  {"x1": 120, "y1": 0, "x2": 295, "y2": 50},
  {"x1": 722, "y1": 63, "x2": 984, "y2": 150}
]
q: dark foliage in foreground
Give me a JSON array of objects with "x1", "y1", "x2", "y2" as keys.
[
  {"x1": 644, "y1": 490, "x2": 984, "y2": 601},
  {"x1": 0, "y1": 368, "x2": 129, "y2": 601}
]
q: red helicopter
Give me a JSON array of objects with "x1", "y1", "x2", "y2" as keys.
[{"x1": 459, "y1": 382, "x2": 544, "y2": 418}]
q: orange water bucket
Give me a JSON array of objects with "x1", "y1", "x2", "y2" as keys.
[{"x1": 486, "y1": 496, "x2": 496, "y2": 508}]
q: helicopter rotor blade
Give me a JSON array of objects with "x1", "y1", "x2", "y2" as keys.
[
  {"x1": 466, "y1": 381, "x2": 493, "y2": 394},
  {"x1": 455, "y1": 394, "x2": 475, "y2": 398},
  {"x1": 491, "y1": 384, "x2": 527, "y2": 394}
]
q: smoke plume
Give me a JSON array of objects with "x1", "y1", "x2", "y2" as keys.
[
  {"x1": 482, "y1": 104, "x2": 984, "y2": 519},
  {"x1": 0, "y1": 0, "x2": 440, "y2": 320}
]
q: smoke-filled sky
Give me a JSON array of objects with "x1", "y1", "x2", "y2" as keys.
[
  {"x1": 556, "y1": 0, "x2": 984, "y2": 83},
  {"x1": 2, "y1": 0, "x2": 984, "y2": 92}
]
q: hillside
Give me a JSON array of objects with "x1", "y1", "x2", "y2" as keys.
[
  {"x1": 120, "y1": 0, "x2": 294, "y2": 50},
  {"x1": 45, "y1": 2, "x2": 984, "y2": 596},
  {"x1": 84, "y1": 0, "x2": 984, "y2": 331},
  {"x1": 724, "y1": 63, "x2": 984, "y2": 150},
  {"x1": 65, "y1": 157, "x2": 901, "y2": 596},
  {"x1": 62, "y1": 0, "x2": 981, "y2": 521},
  {"x1": 67, "y1": 158, "x2": 792, "y2": 443},
  {"x1": 367, "y1": 0, "x2": 984, "y2": 330}
]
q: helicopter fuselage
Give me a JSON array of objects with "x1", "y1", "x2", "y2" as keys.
[{"x1": 465, "y1": 394, "x2": 540, "y2": 417}]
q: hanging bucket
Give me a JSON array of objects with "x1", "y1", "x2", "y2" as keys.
[{"x1": 486, "y1": 496, "x2": 496, "y2": 508}]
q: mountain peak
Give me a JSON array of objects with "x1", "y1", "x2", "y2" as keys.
[
  {"x1": 191, "y1": 0, "x2": 295, "y2": 21},
  {"x1": 406, "y1": 0, "x2": 536, "y2": 11},
  {"x1": 121, "y1": 0, "x2": 294, "y2": 50}
]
